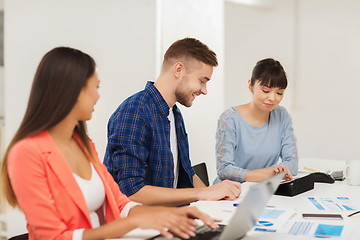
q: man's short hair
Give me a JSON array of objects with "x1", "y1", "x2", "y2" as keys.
[{"x1": 163, "y1": 38, "x2": 218, "y2": 67}]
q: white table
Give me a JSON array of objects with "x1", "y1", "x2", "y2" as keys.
[
  {"x1": 116, "y1": 158, "x2": 360, "y2": 239},
  {"x1": 192, "y1": 180, "x2": 360, "y2": 239}
]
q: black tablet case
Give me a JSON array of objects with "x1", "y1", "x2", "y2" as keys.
[{"x1": 274, "y1": 174, "x2": 315, "y2": 197}]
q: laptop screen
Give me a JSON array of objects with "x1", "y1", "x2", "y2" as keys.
[{"x1": 219, "y1": 172, "x2": 285, "y2": 240}]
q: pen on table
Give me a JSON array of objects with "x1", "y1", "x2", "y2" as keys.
[
  {"x1": 233, "y1": 203, "x2": 275, "y2": 208},
  {"x1": 254, "y1": 228, "x2": 276, "y2": 233},
  {"x1": 347, "y1": 210, "x2": 360, "y2": 217},
  {"x1": 304, "y1": 167, "x2": 320, "y2": 172}
]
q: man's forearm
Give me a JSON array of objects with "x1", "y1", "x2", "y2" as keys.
[
  {"x1": 193, "y1": 174, "x2": 207, "y2": 188},
  {"x1": 128, "y1": 185, "x2": 201, "y2": 206},
  {"x1": 128, "y1": 175, "x2": 242, "y2": 206}
]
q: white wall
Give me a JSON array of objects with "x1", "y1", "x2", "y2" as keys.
[
  {"x1": 0, "y1": 67, "x2": 3, "y2": 120},
  {"x1": 160, "y1": 0, "x2": 225, "y2": 182},
  {"x1": 0, "y1": 0, "x2": 3, "y2": 119},
  {"x1": 5, "y1": 0, "x2": 157, "y2": 159},
  {"x1": 293, "y1": 0, "x2": 360, "y2": 160},
  {"x1": 224, "y1": 0, "x2": 360, "y2": 162},
  {"x1": 4, "y1": 0, "x2": 157, "y2": 237},
  {"x1": 224, "y1": 0, "x2": 295, "y2": 111},
  {"x1": 0, "y1": 68, "x2": 3, "y2": 119}
]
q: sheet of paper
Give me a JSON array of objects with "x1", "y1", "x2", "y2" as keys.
[
  {"x1": 253, "y1": 208, "x2": 296, "y2": 232},
  {"x1": 252, "y1": 208, "x2": 353, "y2": 239},
  {"x1": 307, "y1": 197, "x2": 359, "y2": 211},
  {"x1": 279, "y1": 221, "x2": 352, "y2": 239}
]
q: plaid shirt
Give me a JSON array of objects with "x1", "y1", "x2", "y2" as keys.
[{"x1": 104, "y1": 81, "x2": 196, "y2": 197}]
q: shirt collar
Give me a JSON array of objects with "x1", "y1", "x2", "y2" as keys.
[
  {"x1": 172, "y1": 104, "x2": 180, "y2": 115},
  {"x1": 145, "y1": 81, "x2": 170, "y2": 116}
]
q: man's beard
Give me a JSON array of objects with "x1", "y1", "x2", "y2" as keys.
[{"x1": 175, "y1": 88, "x2": 193, "y2": 107}]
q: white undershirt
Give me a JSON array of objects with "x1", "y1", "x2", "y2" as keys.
[
  {"x1": 168, "y1": 108, "x2": 179, "y2": 188},
  {"x1": 72, "y1": 163, "x2": 140, "y2": 240},
  {"x1": 73, "y1": 163, "x2": 105, "y2": 228}
]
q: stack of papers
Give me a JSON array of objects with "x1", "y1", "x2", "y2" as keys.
[{"x1": 253, "y1": 207, "x2": 352, "y2": 239}]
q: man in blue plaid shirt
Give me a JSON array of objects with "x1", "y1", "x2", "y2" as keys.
[{"x1": 104, "y1": 38, "x2": 241, "y2": 206}]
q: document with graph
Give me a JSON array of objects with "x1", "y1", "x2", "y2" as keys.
[
  {"x1": 279, "y1": 221, "x2": 352, "y2": 239},
  {"x1": 253, "y1": 207, "x2": 296, "y2": 233}
]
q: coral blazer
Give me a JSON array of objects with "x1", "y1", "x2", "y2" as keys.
[{"x1": 8, "y1": 131, "x2": 131, "y2": 240}]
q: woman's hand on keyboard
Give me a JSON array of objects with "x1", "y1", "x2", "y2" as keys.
[{"x1": 127, "y1": 205, "x2": 218, "y2": 239}]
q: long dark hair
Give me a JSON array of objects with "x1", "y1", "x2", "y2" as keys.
[{"x1": 1, "y1": 47, "x2": 96, "y2": 207}]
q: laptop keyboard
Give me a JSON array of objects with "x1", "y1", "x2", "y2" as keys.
[
  {"x1": 148, "y1": 224, "x2": 225, "y2": 240},
  {"x1": 189, "y1": 224, "x2": 224, "y2": 240}
]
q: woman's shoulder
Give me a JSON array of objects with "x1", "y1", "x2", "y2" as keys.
[
  {"x1": 11, "y1": 131, "x2": 49, "y2": 152},
  {"x1": 271, "y1": 106, "x2": 293, "y2": 125},
  {"x1": 9, "y1": 131, "x2": 51, "y2": 165},
  {"x1": 219, "y1": 107, "x2": 238, "y2": 121},
  {"x1": 217, "y1": 107, "x2": 241, "y2": 131},
  {"x1": 273, "y1": 105, "x2": 290, "y2": 117}
]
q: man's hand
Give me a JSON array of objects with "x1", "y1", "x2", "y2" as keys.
[{"x1": 197, "y1": 180, "x2": 241, "y2": 201}]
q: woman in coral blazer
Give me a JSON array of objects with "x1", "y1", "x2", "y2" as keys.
[{"x1": 1, "y1": 47, "x2": 217, "y2": 240}]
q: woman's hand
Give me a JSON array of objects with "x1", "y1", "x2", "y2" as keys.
[
  {"x1": 128, "y1": 205, "x2": 218, "y2": 239},
  {"x1": 245, "y1": 165, "x2": 293, "y2": 182},
  {"x1": 273, "y1": 165, "x2": 293, "y2": 181}
]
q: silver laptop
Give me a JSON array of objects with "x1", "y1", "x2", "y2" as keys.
[{"x1": 148, "y1": 172, "x2": 285, "y2": 240}]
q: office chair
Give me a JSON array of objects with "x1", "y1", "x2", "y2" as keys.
[
  {"x1": 8, "y1": 233, "x2": 28, "y2": 240},
  {"x1": 192, "y1": 162, "x2": 210, "y2": 187}
]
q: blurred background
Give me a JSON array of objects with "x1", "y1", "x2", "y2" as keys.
[{"x1": 0, "y1": 0, "x2": 359, "y2": 238}]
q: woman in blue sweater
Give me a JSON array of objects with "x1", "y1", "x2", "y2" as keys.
[{"x1": 214, "y1": 58, "x2": 298, "y2": 183}]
